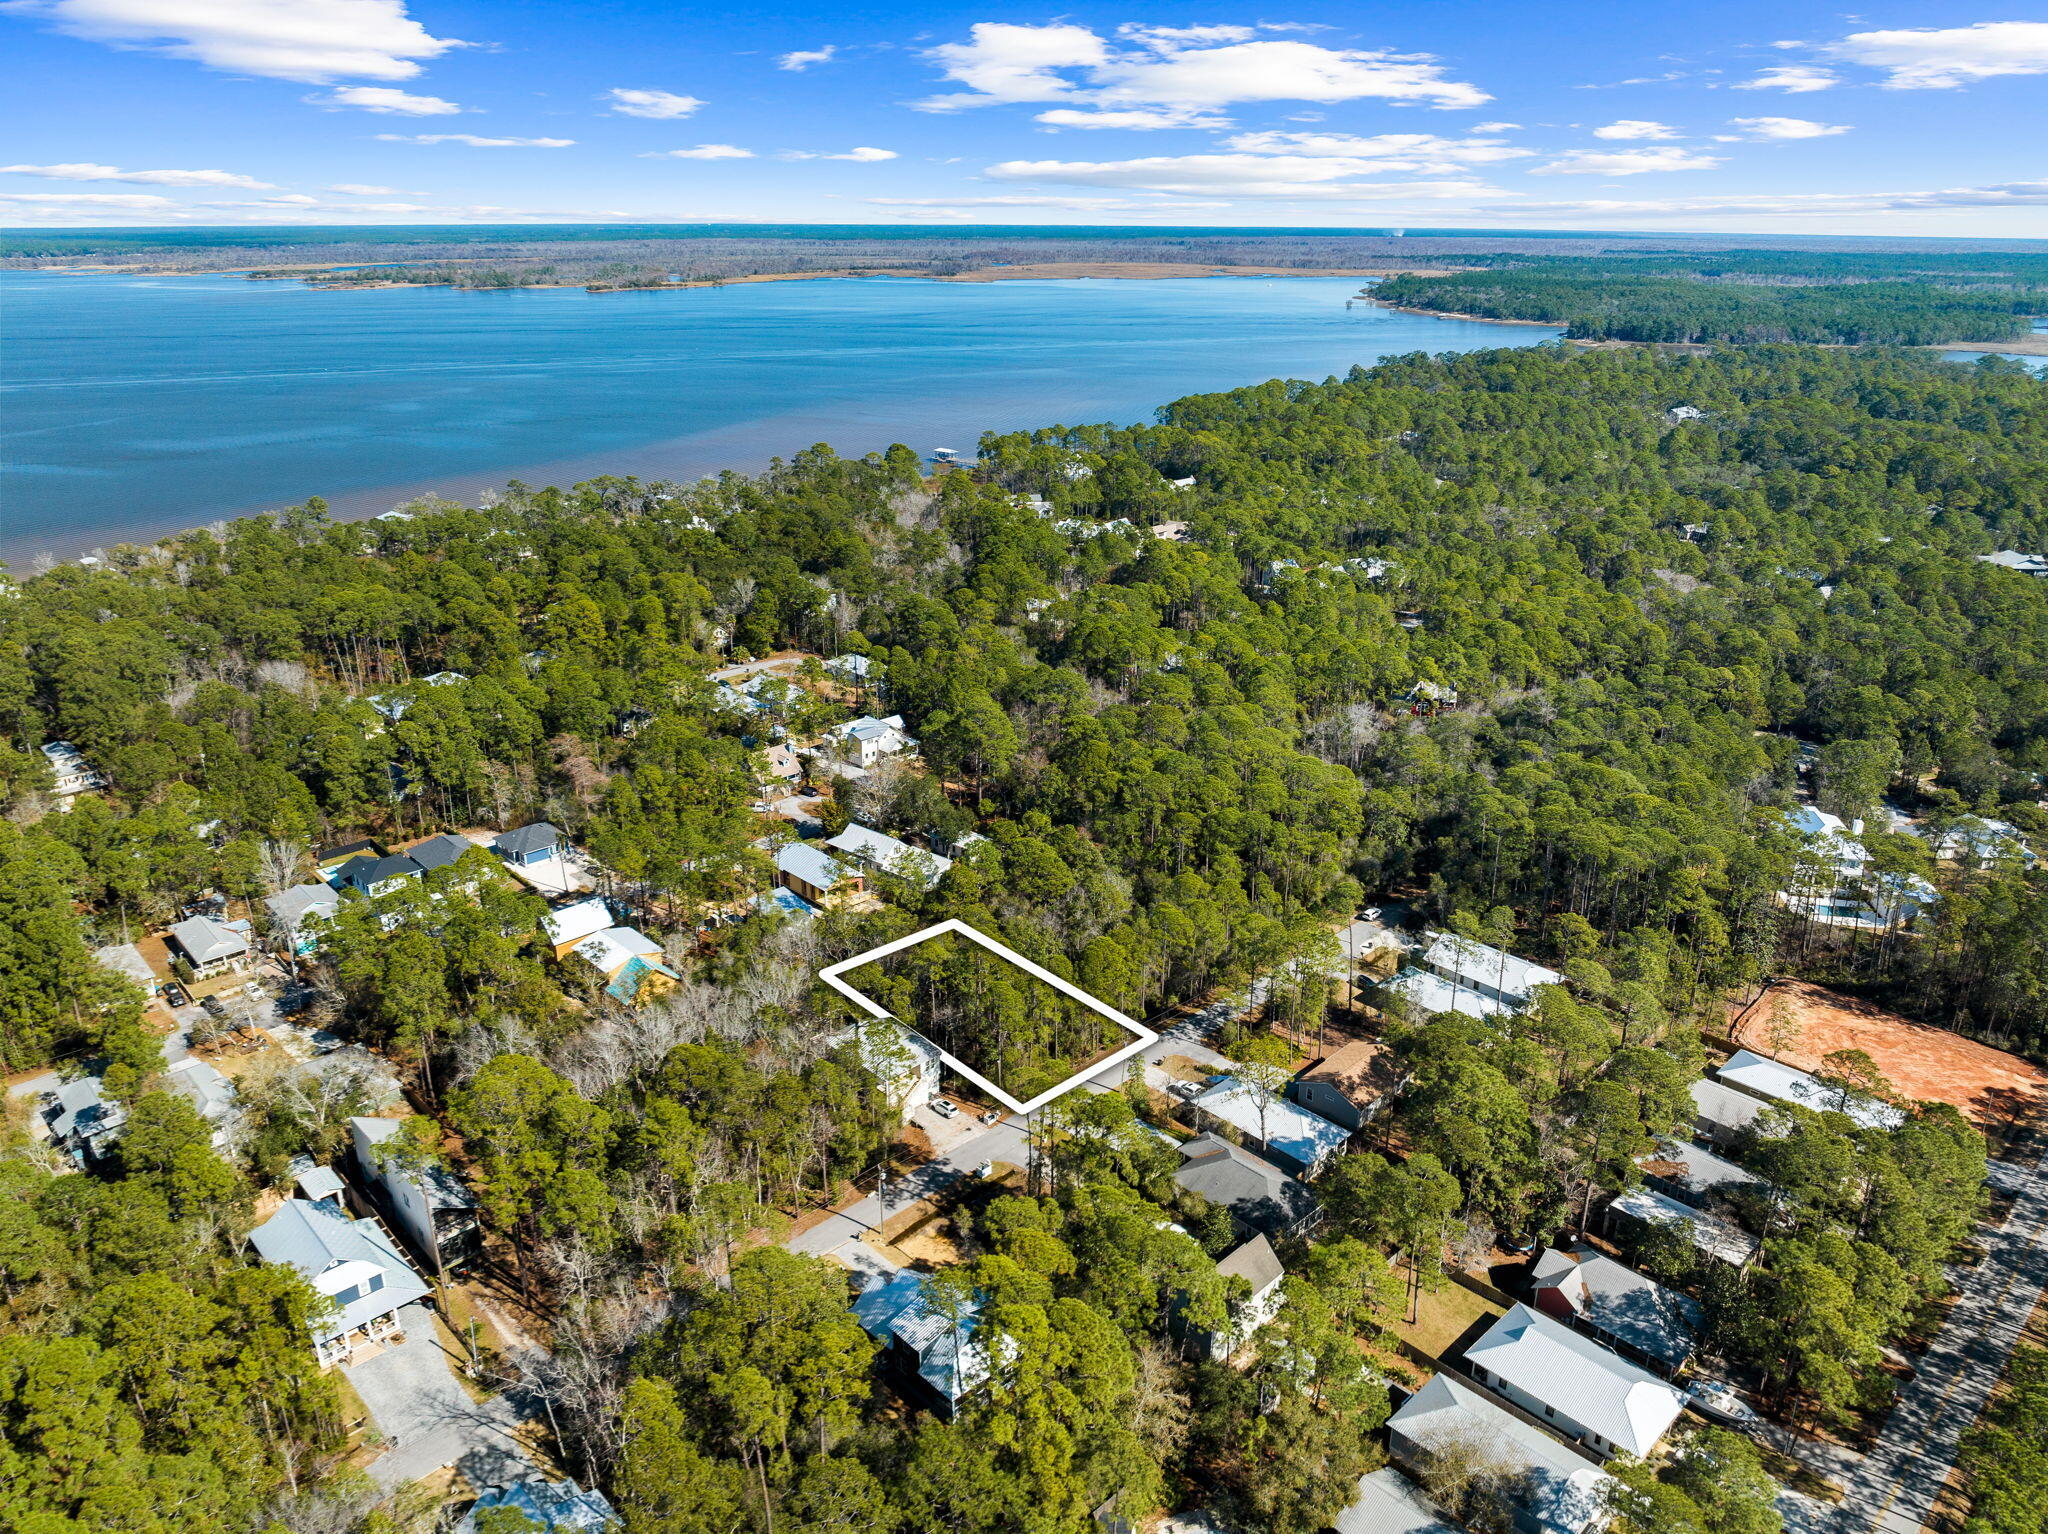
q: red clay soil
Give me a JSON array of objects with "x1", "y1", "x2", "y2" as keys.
[{"x1": 1731, "y1": 980, "x2": 2048, "y2": 1130}]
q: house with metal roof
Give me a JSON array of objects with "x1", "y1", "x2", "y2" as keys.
[
  {"x1": 1463, "y1": 1303, "x2": 1687, "y2": 1460},
  {"x1": 1717, "y1": 1048, "x2": 1905, "y2": 1131},
  {"x1": 826, "y1": 653, "x2": 873, "y2": 682},
  {"x1": 543, "y1": 896, "x2": 615, "y2": 958},
  {"x1": 167, "y1": 913, "x2": 250, "y2": 977},
  {"x1": 1636, "y1": 1137, "x2": 1762, "y2": 1209},
  {"x1": 1381, "y1": 933, "x2": 1563, "y2": 1021},
  {"x1": 40, "y1": 1075, "x2": 129, "y2": 1167},
  {"x1": 852, "y1": 1269, "x2": 989, "y2": 1419},
  {"x1": 1333, "y1": 1468, "x2": 1459, "y2": 1534},
  {"x1": 165, "y1": 1057, "x2": 239, "y2": 1150},
  {"x1": 1606, "y1": 1187, "x2": 1759, "y2": 1267},
  {"x1": 459, "y1": 1476, "x2": 619, "y2": 1534},
  {"x1": 93, "y1": 941, "x2": 161, "y2": 998},
  {"x1": 1387, "y1": 1372, "x2": 1611, "y2": 1534},
  {"x1": 1206, "y1": 1234, "x2": 1285, "y2": 1360},
  {"x1": 249, "y1": 1198, "x2": 431, "y2": 1366},
  {"x1": 777, "y1": 840, "x2": 859, "y2": 906},
  {"x1": 1689, "y1": 1075, "x2": 1769, "y2": 1148},
  {"x1": 1290, "y1": 1039, "x2": 1407, "y2": 1132},
  {"x1": 266, "y1": 882, "x2": 342, "y2": 956},
  {"x1": 825, "y1": 823, "x2": 952, "y2": 890},
  {"x1": 1530, "y1": 1248, "x2": 1700, "y2": 1377},
  {"x1": 41, "y1": 739, "x2": 106, "y2": 798},
  {"x1": 571, "y1": 927, "x2": 681, "y2": 1004},
  {"x1": 1186, "y1": 1075, "x2": 1350, "y2": 1178},
  {"x1": 351, "y1": 1116, "x2": 481, "y2": 1276},
  {"x1": 493, "y1": 821, "x2": 562, "y2": 867},
  {"x1": 1173, "y1": 1133, "x2": 1319, "y2": 1238},
  {"x1": 831, "y1": 714, "x2": 917, "y2": 770}
]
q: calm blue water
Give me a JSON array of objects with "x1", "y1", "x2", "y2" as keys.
[{"x1": 0, "y1": 270, "x2": 1556, "y2": 565}]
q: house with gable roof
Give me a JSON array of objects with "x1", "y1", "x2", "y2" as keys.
[
  {"x1": 1530, "y1": 1247, "x2": 1700, "y2": 1377},
  {"x1": 831, "y1": 713, "x2": 917, "y2": 771},
  {"x1": 852, "y1": 1268, "x2": 990, "y2": 1420},
  {"x1": 1381, "y1": 933, "x2": 1562, "y2": 1021},
  {"x1": 1387, "y1": 1372, "x2": 1611, "y2": 1534},
  {"x1": 1462, "y1": 1303, "x2": 1687, "y2": 1460},
  {"x1": 249, "y1": 1198, "x2": 431, "y2": 1366}
]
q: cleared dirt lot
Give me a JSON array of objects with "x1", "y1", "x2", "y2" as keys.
[{"x1": 1731, "y1": 980, "x2": 2048, "y2": 1132}]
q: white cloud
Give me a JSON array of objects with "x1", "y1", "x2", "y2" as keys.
[
  {"x1": 1823, "y1": 21, "x2": 2048, "y2": 89},
  {"x1": 605, "y1": 88, "x2": 704, "y2": 119},
  {"x1": 1114, "y1": 24, "x2": 1256, "y2": 48},
  {"x1": 867, "y1": 193, "x2": 1229, "y2": 210},
  {"x1": 0, "y1": 190, "x2": 179, "y2": 210},
  {"x1": 1592, "y1": 119, "x2": 1680, "y2": 140},
  {"x1": 327, "y1": 183, "x2": 403, "y2": 194},
  {"x1": 375, "y1": 134, "x2": 575, "y2": 147},
  {"x1": 917, "y1": 22, "x2": 1488, "y2": 113},
  {"x1": 644, "y1": 144, "x2": 754, "y2": 160},
  {"x1": 1510, "y1": 179, "x2": 2048, "y2": 220},
  {"x1": 984, "y1": 152, "x2": 1500, "y2": 201},
  {"x1": 921, "y1": 22, "x2": 1111, "y2": 107},
  {"x1": 1733, "y1": 65, "x2": 1840, "y2": 92},
  {"x1": 1035, "y1": 106, "x2": 1231, "y2": 130},
  {"x1": 310, "y1": 85, "x2": 461, "y2": 114},
  {"x1": 0, "y1": 161, "x2": 274, "y2": 187},
  {"x1": 1470, "y1": 120, "x2": 1521, "y2": 132},
  {"x1": 1533, "y1": 146, "x2": 1722, "y2": 175},
  {"x1": 1220, "y1": 131, "x2": 1531, "y2": 168},
  {"x1": 1092, "y1": 40, "x2": 1491, "y2": 111},
  {"x1": 9, "y1": 0, "x2": 463, "y2": 82},
  {"x1": 784, "y1": 146, "x2": 898, "y2": 162},
  {"x1": 778, "y1": 45, "x2": 837, "y2": 71},
  {"x1": 1730, "y1": 115, "x2": 1849, "y2": 139}
]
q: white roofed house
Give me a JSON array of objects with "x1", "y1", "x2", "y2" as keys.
[
  {"x1": 1185, "y1": 1075, "x2": 1350, "y2": 1179},
  {"x1": 777, "y1": 841, "x2": 861, "y2": 908},
  {"x1": 39, "y1": 739, "x2": 106, "y2": 800},
  {"x1": 266, "y1": 882, "x2": 341, "y2": 957},
  {"x1": 1778, "y1": 805, "x2": 1935, "y2": 932},
  {"x1": 1715, "y1": 1048, "x2": 1906, "y2": 1131},
  {"x1": 350, "y1": 1116, "x2": 482, "y2": 1276},
  {"x1": 1381, "y1": 933, "x2": 1562, "y2": 1021},
  {"x1": 543, "y1": 895, "x2": 615, "y2": 959},
  {"x1": 165, "y1": 1058, "x2": 240, "y2": 1151},
  {"x1": 1386, "y1": 1372, "x2": 1612, "y2": 1534},
  {"x1": 572, "y1": 926, "x2": 682, "y2": 1005},
  {"x1": 851, "y1": 1270, "x2": 990, "y2": 1420},
  {"x1": 1463, "y1": 1303, "x2": 1687, "y2": 1461},
  {"x1": 167, "y1": 914, "x2": 251, "y2": 978},
  {"x1": 824, "y1": 823, "x2": 952, "y2": 892},
  {"x1": 831, "y1": 713, "x2": 917, "y2": 771},
  {"x1": 249, "y1": 1198, "x2": 432, "y2": 1367}
]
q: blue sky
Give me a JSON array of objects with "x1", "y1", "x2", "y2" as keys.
[{"x1": 4, "y1": 1, "x2": 2047, "y2": 236}]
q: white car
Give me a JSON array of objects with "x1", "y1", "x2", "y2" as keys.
[{"x1": 929, "y1": 1098, "x2": 959, "y2": 1119}]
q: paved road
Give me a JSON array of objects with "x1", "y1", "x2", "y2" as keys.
[
  {"x1": 1830, "y1": 1129, "x2": 2048, "y2": 1534},
  {"x1": 786, "y1": 995, "x2": 1241, "y2": 1263},
  {"x1": 346, "y1": 1303, "x2": 539, "y2": 1492}
]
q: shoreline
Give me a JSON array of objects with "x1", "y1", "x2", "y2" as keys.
[
  {"x1": 1372, "y1": 298, "x2": 2048, "y2": 355},
  {"x1": 40, "y1": 260, "x2": 1458, "y2": 290}
]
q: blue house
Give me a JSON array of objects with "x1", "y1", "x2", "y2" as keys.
[{"x1": 493, "y1": 822, "x2": 562, "y2": 868}]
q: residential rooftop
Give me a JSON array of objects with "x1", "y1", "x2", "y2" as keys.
[{"x1": 1466, "y1": 1303, "x2": 1687, "y2": 1458}]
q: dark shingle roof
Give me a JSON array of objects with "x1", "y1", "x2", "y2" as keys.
[{"x1": 494, "y1": 822, "x2": 561, "y2": 857}]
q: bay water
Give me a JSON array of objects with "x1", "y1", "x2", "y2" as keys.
[{"x1": 1, "y1": 270, "x2": 1557, "y2": 566}]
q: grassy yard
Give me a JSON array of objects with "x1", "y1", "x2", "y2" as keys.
[{"x1": 1378, "y1": 1269, "x2": 1505, "y2": 1363}]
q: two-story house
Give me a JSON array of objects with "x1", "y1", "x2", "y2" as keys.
[
  {"x1": 249, "y1": 1198, "x2": 432, "y2": 1367},
  {"x1": 1463, "y1": 1303, "x2": 1687, "y2": 1460}
]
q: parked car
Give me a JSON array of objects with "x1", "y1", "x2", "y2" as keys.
[
  {"x1": 929, "y1": 1098, "x2": 960, "y2": 1120},
  {"x1": 163, "y1": 984, "x2": 191, "y2": 1009},
  {"x1": 200, "y1": 994, "x2": 228, "y2": 1020}
]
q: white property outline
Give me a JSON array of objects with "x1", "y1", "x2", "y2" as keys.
[{"x1": 820, "y1": 918, "x2": 1159, "y2": 1116}]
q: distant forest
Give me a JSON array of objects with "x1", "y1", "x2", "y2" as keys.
[{"x1": 1376, "y1": 252, "x2": 2048, "y2": 346}]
